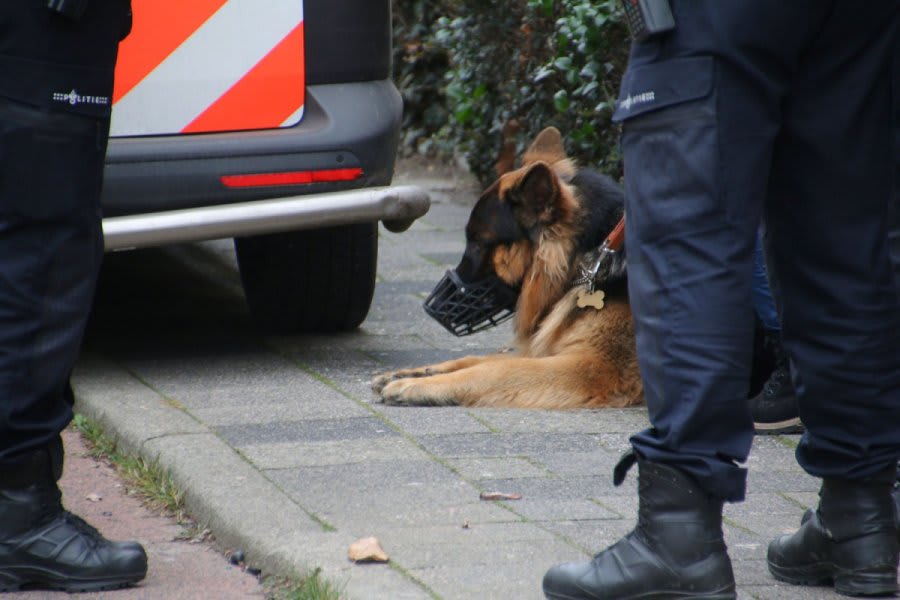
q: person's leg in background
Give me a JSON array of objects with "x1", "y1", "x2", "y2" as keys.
[
  {"x1": 749, "y1": 228, "x2": 801, "y2": 434},
  {"x1": 0, "y1": 3, "x2": 147, "y2": 592}
]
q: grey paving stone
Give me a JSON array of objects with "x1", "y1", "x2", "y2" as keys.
[
  {"x1": 190, "y1": 397, "x2": 371, "y2": 426},
  {"x1": 740, "y1": 580, "x2": 846, "y2": 599},
  {"x1": 780, "y1": 490, "x2": 820, "y2": 511},
  {"x1": 374, "y1": 407, "x2": 492, "y2": 436},
  {"x1": 539, "y1": 518, "x2": 636, "y2": 555},
  {"x1": 373, "y1": 280, "x2": 435, "y2": 298},
  {"x1": 216, "y1": 416, "x2": 400, "y2": 446},
  {"x1": 269, "y1": 459, "x2": 462, "y2": 498},
  {"x1": 595, "y1": 432, "x2": 643, "y2": 454},
  {"x1": 745, "y1": 469, "x2": 821, "y2": 493},
  {"x1": 364, "y1": 348, "x2": 479, "y2": 371},
  {"x1": 477, "y1": 407, "x2": 649, "y2": 434},
  {"x1": 375, "y1": 522, "x2": 563, "y2": 570},
  {"x1": 507, "y1": 498, "x2": 621, "y2": 522},
  {"x1": 533, "y1": 449, "x2": 623, "y2": 478},
  {"x1": 166, "y1": 383, "x2": 350, "y2": 410},
  {"x1": 120, "y1": 349, "x2": 303, "y2": 389},
  {"x1": 591, "y1": 493, "x2": 640, "y2": 518},
  {"x1": 278, "y1": 481, "x2": 517, "y2": 530},
  {"x1": 733, "y1": 557, "x2": 792, "y2": 588},
  {"x1": 475, "y1": 476, "x2": 608, "y2": 502},
  {"x1": 417, "y1": 432, "x2": 604, "y2": 457},
  {"x1": 419, "y1": 251, "x2": 462, "y2": 266},
  {"x1": 445, "y1": 456, "x2": 550, "y2": 480},
  {"x1": 722, "y1": 526, "x2": 768, "y2": 561},
  {"x1": 240, "y1": 437, "x2": 428, "y2": 469},
  {"x1": 406, "y1": 541, "x2": 579, "y2": 600}
]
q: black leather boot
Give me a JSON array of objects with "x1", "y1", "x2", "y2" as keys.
[
  {"x1": 768, "y1": 468, "x2": 899, "y2": 597},
  {"x1": 542, "y1": 451, "x2": 736, "y2": 600},
  {"x1": 0, "y1": 440, "x2": 147, "y2": 592}
]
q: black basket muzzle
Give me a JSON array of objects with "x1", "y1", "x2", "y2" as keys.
[{"x1": 423, "y1": 269, "x2": 518, "y2": 336}]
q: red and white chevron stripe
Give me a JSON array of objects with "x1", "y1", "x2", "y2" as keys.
[{"x1": 111, "y1": 0, "x2": 305, "y2": 136}]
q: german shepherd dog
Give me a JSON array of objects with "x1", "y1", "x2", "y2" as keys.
[{"x1": 372, "y1": 127, "x2": 643, "y2": 409}]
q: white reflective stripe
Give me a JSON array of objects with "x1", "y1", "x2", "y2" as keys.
[
  {"x1": 280, "y1": 105, "x2": 305, "y2": 128},
  {"x1": 111, "y1": 0, "x2": 303, "y2": 136}
]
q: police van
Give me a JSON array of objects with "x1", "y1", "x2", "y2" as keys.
[{"x1": 102, "y1": 0, "x2": 428, "y2": 333}]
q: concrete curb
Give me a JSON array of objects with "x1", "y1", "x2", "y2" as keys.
[{"x1": 72, "y1": 353, "x2": 429, "y2": 598}]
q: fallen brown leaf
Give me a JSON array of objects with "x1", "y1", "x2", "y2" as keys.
[
  {"x1": 479, "y1": 491, "x2": 522, "y2": 501},
  {"x1": 348, "y1": 537, "x2": 389, "y2": 563}
]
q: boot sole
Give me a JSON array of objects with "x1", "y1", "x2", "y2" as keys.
[
  {"x1": 0, "y1": 566, "x2": 146, "y2": 593},
  {"x1": 768, "y1": 559, "x2": 899, "y2": 597},
  {"x1": 543, "y1": 584, "x2": 736, "y2": 600},
  {"x1": 544, "y1": 592, "x2": 736, "y2": 600},
  {"x1": 753, "y1": 417, "x2": 803, "y2": 435}
]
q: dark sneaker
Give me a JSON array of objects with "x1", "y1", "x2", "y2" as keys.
[
  {"x1": 0, "y1": 486, "x2": 147, "y2": 593},
  {"x1": 750, "y1": 364, "x2": 803, "y2": 435}
]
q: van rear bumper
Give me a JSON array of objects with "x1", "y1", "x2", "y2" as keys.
[{"x1": 102, "y1": 184, "x2": 429, "y2": 251}]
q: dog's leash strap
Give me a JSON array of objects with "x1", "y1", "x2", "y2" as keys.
[{"x1": 606, "y1": 216, "x2": 625, "y2": 252}]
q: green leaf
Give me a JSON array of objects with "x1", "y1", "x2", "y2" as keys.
[{"x1": 553, "y1": 89, "x2": 570, "y2": 112}]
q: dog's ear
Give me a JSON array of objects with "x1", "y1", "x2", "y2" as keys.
[
  {"x1": 511, "y1": 162, "x2": 565, "y2": 236},
  {"x1": 522, "y1": 127, "x2": 575, "y2": 182},
  {"x1": 523, "y1": 127, "x2": 565, "y2": 166}
]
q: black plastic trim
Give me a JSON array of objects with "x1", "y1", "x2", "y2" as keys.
[{"x1": 304, "y1": 0, "x2": 392, "y2": 84}]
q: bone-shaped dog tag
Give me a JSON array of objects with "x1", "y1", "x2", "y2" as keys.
[{"x1": 576, "y1": 289, "x2": 605, "y2": 310}]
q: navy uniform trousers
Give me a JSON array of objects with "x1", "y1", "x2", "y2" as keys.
[
  {"x1": 0, "y1": 3, "x2": 130, "y2": 465},
  {"x1": 613, "y1": 1, "x2": 900, "y2": 501}
]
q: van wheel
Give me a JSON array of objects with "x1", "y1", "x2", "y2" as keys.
[{"x1": 234, "y1": 223, "x2": 378, "y2": 333}]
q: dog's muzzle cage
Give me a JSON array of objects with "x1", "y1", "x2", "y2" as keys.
[{"x1": 423, "y1": 269, "x2": 518, "y2": 336}]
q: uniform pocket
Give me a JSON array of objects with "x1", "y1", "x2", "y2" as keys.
[
  {"x1": 612, "y1": 56, "x2": 713, "y2": 123},
  {"x1": 613, "y1": 55, "x2": 727, "y2": 241},
  {"x1": 0, "y1": 97, "x2": 107, "y2": 221},
  {"x1": 0, "y1": 54, "x2": 115, "y2": 119}
]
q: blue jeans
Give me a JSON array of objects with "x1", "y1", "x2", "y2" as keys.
[{"x1": 752, "y1": 231, "x2": 780, "y2": 332}]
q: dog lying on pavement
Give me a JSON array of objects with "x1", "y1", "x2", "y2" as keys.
[{"x1": 372, "y1": 127, "x2": 643, "y2": 409}]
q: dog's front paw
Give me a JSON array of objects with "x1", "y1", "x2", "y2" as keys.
[
  {"x1": 371, "y1": 367, "x2": 436, "y2": 394},
  {"x1": 379, "y1": 378, "x2": 456, "y2": 407},
  {"x1": 371, "y1": 371, "x2": 398, "y2": 394}
]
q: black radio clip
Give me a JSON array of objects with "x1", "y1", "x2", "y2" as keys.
[{"x1": 620, "y1": 0, "x2": 675, "y2": 42}]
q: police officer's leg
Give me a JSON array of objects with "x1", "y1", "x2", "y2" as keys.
[
  {"x1": 0, "y1": 101, "x2": 104, "y2": 464},
  {"x1": 543, "y1": 3, "x2": 817, "y2": 599},
  {"x1": 0, "y1": 3, "x2": 146, "y2": 591},
  {"x1": 763, "y1": 4, "x2": 900, "y2": 595}
]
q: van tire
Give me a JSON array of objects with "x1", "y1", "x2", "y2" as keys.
[{"x1": 234, "y1": 223, "x2": 378, "y2": 333}]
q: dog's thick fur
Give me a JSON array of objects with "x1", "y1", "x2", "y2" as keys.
[{"x1": 372, "y1": 127, "x2": 643, "y2": 409}]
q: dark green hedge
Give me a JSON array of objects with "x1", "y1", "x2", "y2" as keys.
[{"x1": 392, "y1": 0, "x2": 631, "y2": 185}]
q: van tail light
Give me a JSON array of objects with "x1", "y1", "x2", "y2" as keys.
[{"x1": 221, "y1": 167, "x2": 364, "y2": 188}]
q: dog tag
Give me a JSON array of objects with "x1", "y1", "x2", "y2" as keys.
[{"x1": 576, "y1": 289, "x2": 605, "y2": 310}]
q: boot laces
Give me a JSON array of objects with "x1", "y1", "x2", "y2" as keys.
[{"x1": 60, "y1": 511, "x2": 106, "y2": 550}]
